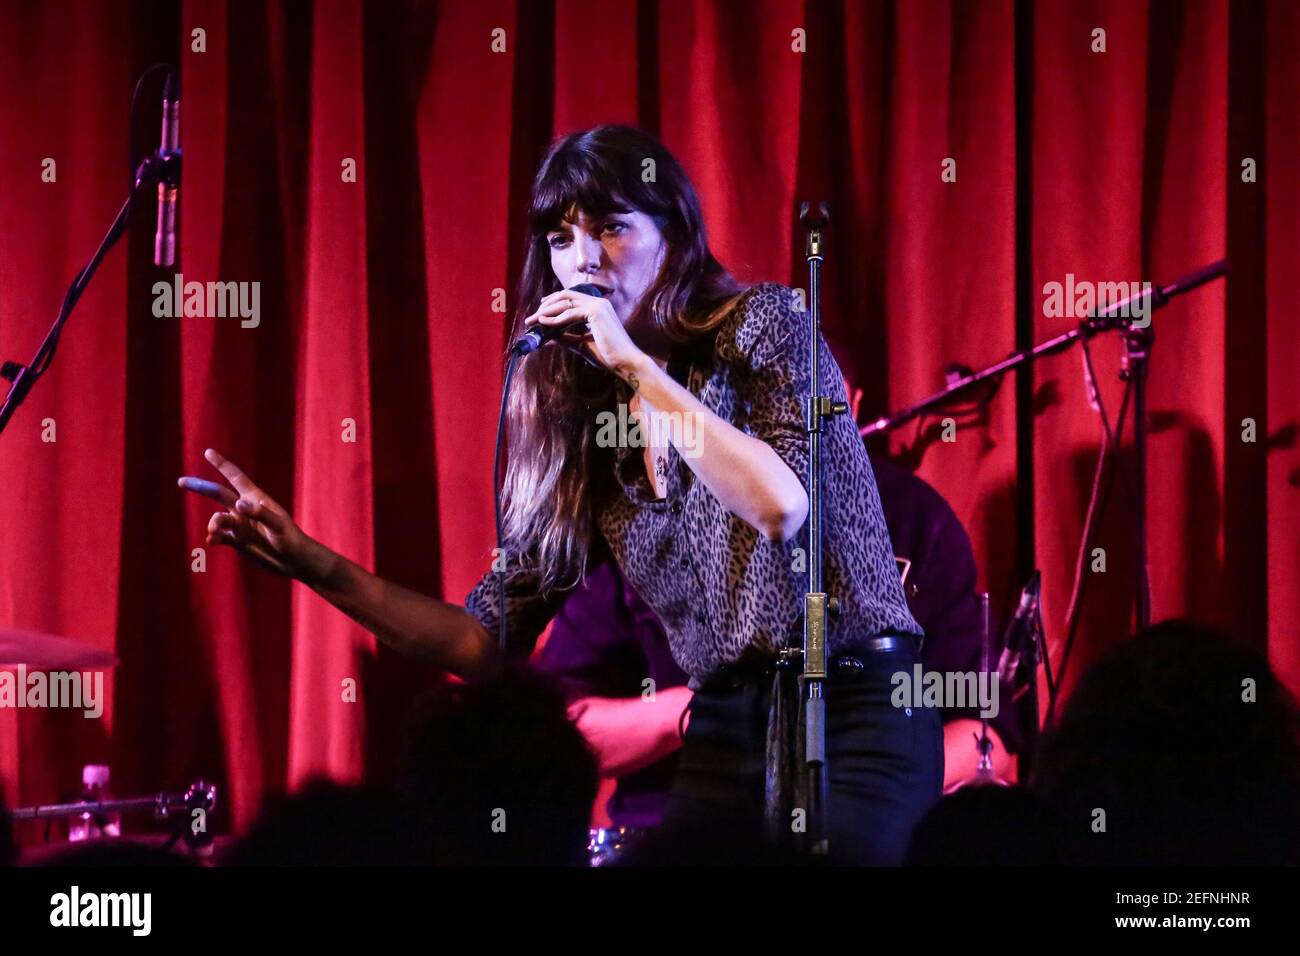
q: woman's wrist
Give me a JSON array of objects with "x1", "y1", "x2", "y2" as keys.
[
  {"x1": 615, "y1": 349, "x2": 658, "y2": 392},
  {"x1": 297, "y1": 533, "x2": 342, "y2": 589}
]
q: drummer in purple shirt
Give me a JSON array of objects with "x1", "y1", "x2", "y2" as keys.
[{"x1": 536, "y1": 455, "x2": 1020, "y2": 830}]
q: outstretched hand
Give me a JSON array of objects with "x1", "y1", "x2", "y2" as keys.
[{"x1": 178, "y1": 448, "x2": 313, "y2": 580}]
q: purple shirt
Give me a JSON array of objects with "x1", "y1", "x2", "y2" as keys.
[{"x1": 534, "y1": 562, "x2": 685, "y2": 828}]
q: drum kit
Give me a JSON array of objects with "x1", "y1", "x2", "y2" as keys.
[{"x1": 943, "y1": 590, "x2": 1031, "y2": 795}]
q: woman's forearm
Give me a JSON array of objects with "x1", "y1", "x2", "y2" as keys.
[
  {"x1": 302, "y1": 541, "x2": 498, "y2": 678},
  {"x1": 622, "y1": 356, "x2": 808, "y2": 541}
]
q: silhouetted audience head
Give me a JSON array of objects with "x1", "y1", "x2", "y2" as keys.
[
  {"x1": 397, "y1": 666, "x2": 598, "y2": 865},
  {"x1": 907, "y1": 784, "x2": 1066, "y2": 865},
  {"x1": 224, "y1": 779, "x2": 433, "y2": 865},
  {"x1": 1030, "y1": 619, "x2": 1300, "y2": 865}
]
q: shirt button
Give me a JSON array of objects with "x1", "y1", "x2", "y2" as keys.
[
  {"x1": 670, "y1": 502, "x2": 683, "y2": 515},
  {"x1": 679, "y1": 557, "x2": 689, "y2": 570}
]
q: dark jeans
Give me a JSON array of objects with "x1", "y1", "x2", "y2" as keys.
[{"x1": 662, "y1": 646, "x2": 943, "y2": 865}]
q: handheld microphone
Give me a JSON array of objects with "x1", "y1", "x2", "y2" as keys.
[
  {"x1": 510, "y1": 284, "x2": 604, "y2": 356},
  {"x1": 154, "y1": 72, "x2": 180, "y2": 268}
]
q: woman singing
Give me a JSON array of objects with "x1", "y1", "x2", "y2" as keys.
[{"x1": 179, "y1": 125, "x2": 941, "y2": 864}]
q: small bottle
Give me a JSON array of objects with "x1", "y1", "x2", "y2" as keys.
[{"x1": 68, "y1": 764, "x2": 122, "y2": 842}]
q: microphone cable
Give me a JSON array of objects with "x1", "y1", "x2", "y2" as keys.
[{"x1": 492, "y1": 351, "x2": 523, "y2": 652}]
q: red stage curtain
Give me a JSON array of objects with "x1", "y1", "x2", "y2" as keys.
[{"x1": 0, "y1": 0, "x2": 1295, "y2": 836}]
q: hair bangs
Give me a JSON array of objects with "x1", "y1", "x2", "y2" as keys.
[{"x1": 529, "y1": 143, "x2": 646, "y2": 235}]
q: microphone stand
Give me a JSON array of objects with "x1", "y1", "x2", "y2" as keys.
[
  {"x1": 992, "y1": 571, "x2": 1047, "y2": 772},
  {"x1": 973, "y1": 592, "x2": 997, "y2": 782},
  {"x1": 860, "y1": 259, "x2": 1228, "y2": 643},
  {"x1": 0, "y1": 138, "x2": 180, "y2": 439},
  {"x1": 1125, "y1": 317, "x2": 1152, "y2": 630},
  {"x1": 795, "y1": 201, "x2": 845, "y2": 857},
  {"x1": 1023, "y1": 595, "x2": 1051, "y2": 776}
]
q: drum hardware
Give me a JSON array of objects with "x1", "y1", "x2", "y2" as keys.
[
  {"x1": 972, "y1": 592, "x2": 1006, "y2": 786},
  {"x1": 9, "y1": 779, "x2": 219, "y2": 856},
  {"x1": 945, "y1": 592, "x2": 1012, "y2": 794}
]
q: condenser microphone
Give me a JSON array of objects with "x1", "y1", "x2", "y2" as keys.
[{"x1": 154, "y1": 71, "x2": 181, "y2": 268}]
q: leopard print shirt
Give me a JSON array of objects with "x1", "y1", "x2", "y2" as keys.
[{"x1": 467, "y1": 283, "x2": 922, "y2": 688}]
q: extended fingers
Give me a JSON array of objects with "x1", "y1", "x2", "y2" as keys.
[
  {"x1": 204, "y1": 448, "x2": 259, "y2": 496},
  {"x1": 178, "y1": 476, "x2": 239, "y2": 508}
]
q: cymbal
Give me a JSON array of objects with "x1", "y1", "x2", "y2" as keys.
[{"x1": 0, "y1": 627, "x2": 119, "y2": 669}]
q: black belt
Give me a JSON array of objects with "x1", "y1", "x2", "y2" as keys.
[{"x1": 701, "y1": 635, "x2": 915, "y2": 692}]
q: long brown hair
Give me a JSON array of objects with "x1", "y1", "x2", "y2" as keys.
[{"x1": 503, "y1": 125, "x2": 744, "y2": 592}]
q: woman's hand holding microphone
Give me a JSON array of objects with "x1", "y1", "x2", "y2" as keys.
[{"x1": 523, "y1": 287, "x2": 649, "y2": 384}]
